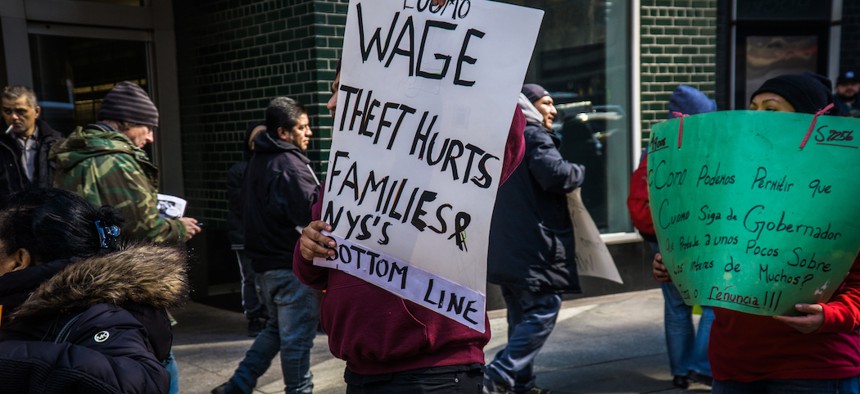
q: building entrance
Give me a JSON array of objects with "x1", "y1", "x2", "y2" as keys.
[{"x1": 28, "y1": 31, "x2": 151, "y2": 136}]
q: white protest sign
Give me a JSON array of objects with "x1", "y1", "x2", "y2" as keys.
[
  {"x1": 315, "y1": 0, "x2": 543, "y2": 332},
  {"x1": 567, "y1": 189, "x2": 623, "y2": 284}
]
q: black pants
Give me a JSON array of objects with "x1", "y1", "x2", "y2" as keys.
[{"x1": 345, "y1": 363, "x2": 484, "y2": 394}]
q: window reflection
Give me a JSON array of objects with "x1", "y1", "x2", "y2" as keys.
[
  {"x1": 501, "y1": 0, "x2": 632, "y2": 233},
  {"x1": 28, "y1": 34, "x2": 149, "y2": 135}
]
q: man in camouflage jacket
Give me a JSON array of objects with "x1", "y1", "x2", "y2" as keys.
[{"x1": 49, "y1": 81, "x2": 200, "y2": 244}]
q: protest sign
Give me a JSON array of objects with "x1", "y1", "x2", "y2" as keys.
[
  {"x1": 649, "y1": 111, "x2": 860, "y2": 315},
  {"x1": 315, "y1": 0, "x2": 543, "y2": 332},
  {"x1": 567, "y1": 189, "x2": 623, "y2": 284}
]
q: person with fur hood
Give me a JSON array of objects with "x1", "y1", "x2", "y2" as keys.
[{"x1": 0, "y1": 187, "x2": 188, "y2": 394}]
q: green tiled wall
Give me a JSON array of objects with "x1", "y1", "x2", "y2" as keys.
[
  {"x1": 640, "y1": 0, "x2": 718, "y2": 146},
  {"x1": 174, "y1": 0, "x2": 348, "y2": 227}
]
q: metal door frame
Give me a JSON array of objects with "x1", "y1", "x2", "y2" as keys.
[{"x1": 0, "y1": 0, "x2": 184, "y2": 194}]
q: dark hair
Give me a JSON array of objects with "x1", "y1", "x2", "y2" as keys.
[
  {"x1": 0, "y1": 188, "x2": 124, "y2": 263},
  {"x1": 265, "y1": 97, "x2": 306, "y2": 138},
  {"x1": 243, "y1": 121, "x2": 265, "y2": 156}
]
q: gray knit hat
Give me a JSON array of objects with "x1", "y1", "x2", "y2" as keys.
[{"x1": 98, "y1": 81, "x2": 159, "y2": 126}]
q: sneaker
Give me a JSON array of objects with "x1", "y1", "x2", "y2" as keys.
[
  {"x1": 687, "y1": 371, "x2": 713, "y2": 386},
  {"x1": 522, "y1": 386, "x2": 551, "y2": 394},
  {"x1": 483, "y1": 376, "x2": 512, "y2": 394},
  {"x1": 211, "y1": 382, "x2": 240, "y2": 394},
  {"x1": 672, "y1": 375, "x2": 689, "y2": 389},
  {"x1": 247, "y1": 317, "x2": 265, "y2": 337}
]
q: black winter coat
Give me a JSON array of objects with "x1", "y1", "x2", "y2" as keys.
[
  {"x1": 0, "y1": 119, "x2": 62, "y2": 199},
  {"x1": 227, "y1": 160, "x2": 248, "y2": 248},
  {"x1": 0, "y1": 245, "x2": 189, "y2": 394},
  {"x1": 488, "y1": 123, "x2": 586, "y2": 293},
  {"x1": 243, "y1": 132, "x2": 319, "y2": 272}
]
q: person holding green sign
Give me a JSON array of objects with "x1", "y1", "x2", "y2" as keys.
[{"x1": 653, "y1": 72, "x2": 860, "y2": 393}]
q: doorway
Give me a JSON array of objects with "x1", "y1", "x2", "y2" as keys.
[{"x1": 28, "y1": 32, "x2": 151, "y2": 137}]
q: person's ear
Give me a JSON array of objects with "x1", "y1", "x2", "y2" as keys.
[
  {"x1": 7, "y1": 248, "x2": 32, "y2": 272},
  {"x1": 34, "y1": 105, "x2": 41, "y2": 119}
]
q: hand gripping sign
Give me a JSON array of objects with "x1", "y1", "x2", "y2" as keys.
[
  {"x1": 649, "y1": 111, "x2": 860, "y2": 315},
  {"x1": 314, "y1": 0, "x2": 543, "y2": 332}
]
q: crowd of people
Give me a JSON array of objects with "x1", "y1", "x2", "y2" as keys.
[{"x1": 0, "y1": 20, "x2": 858, "y2": 394}]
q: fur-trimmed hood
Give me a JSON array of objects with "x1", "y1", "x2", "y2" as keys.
[{"x1": 12, "y1": 244, "x2": 188, "y2": 319}]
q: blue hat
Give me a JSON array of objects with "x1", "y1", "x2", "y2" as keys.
[{"x1": 667, "y1": 85, "x2": 717, "y2": 119}]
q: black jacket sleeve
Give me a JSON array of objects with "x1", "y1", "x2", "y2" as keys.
[{"x1": 525, "y1": 126, "x2": 585, "y2": 194}]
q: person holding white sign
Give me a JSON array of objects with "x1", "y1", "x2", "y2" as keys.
[
  {"x1": 653, "y1": 72, "x2": 860, "y2": 393},
  {"x1": 294, "y1": 66, "x2": 526, "y2": 393},
  {"x1": 484, "y1": 84, "x2": 585, "y2": 394}
]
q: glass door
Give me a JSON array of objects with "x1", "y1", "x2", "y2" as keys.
[{"x1": 28, "y1": 30, "x2": 151, "y2": 137}]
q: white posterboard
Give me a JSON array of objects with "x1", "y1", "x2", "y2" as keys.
[
  {"x1": 568, "y1": 189, "x2": 623, "y2": 284},
  {"x1": 315, "y1": 0, "x2": 544, "y2": 332}
]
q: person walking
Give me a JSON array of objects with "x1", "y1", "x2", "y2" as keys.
[
  {"x1": 0, "y1": 85, "x2": 63, "y2": 198},
  {"x1": 227, "y1": 121, "x2": 268, "y2": 337},
  {"x1": 213, "y1": 96, "x2": 320, "y2": 394},
  {"x1": 629, "y1": 85, "x2": 716, "y2": 389},
  {"x1": 483, "y1": 84, "x2": 585, "y2": 394},
  {"x1": 294, "y1": 64, "x2": 526, "y2": 394},
  {"x1": 50, "y1": 80, "x2": 201, "y2": 244}
]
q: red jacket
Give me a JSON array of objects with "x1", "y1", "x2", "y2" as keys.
[
  {"x1": 710, "y1": 254, "x2": 860, "y2": 381},
  {"x1": 293, "y1": 108, "x2": 525, "y2": 375}
]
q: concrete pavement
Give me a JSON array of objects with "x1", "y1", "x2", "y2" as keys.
[{"x1": 171, "y1": 288, "x2": 711, "y2": 394}]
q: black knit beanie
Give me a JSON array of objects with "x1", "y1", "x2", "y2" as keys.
[
  {"x1": 521, "y1": 83, "x2": 549, "y2": 103},
  {"x1": 751, "y1": 72, "x2": 834, "y2": 114},
  {"x1": 98, "y1": 81, "x2": 159, "y2": 126}
]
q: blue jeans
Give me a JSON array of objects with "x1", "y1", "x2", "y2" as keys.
[
  {"x1": 235, "y1": 250, "x2": 266, "y2": 320},
  {"x1": 162, "y1": 350, "x2": 179, "y2": 394},
  {"x1": 713, "y1": 377, "x2": 860, "y2": 393},
  {"x1": 662, "y1": 281, "x2": 713, "y2": 377},
  {"x1": 485, "y1": 286, "x2": 561, "y2": 393},
  {"x1": 227, "y1": 268, "x2": 321, "y2": 394}
]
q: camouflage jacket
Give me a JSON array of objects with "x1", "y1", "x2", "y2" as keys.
[{"x1": 49, "y1": 124, "x2": 186, "y2": 244}]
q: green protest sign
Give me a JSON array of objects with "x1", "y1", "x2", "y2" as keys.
[{"x1": 649, "y1": 111, "x2": 860, "y2": 315}]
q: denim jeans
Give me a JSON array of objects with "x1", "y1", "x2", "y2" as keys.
[
  {"x1": 713, "y1": 376, "x2": 860, "y2": 394},
  {"x1": 162, "y1": 350, "x2": 179, "y2": 394},
  {"x1": 485, "y1": 286, "x2": 561, "y2": 392},
  {"x1": 234, "y1": 250, "x2": 266, "y2": 320},
  {"x1": 227, "y1": 268, "x2": 321, "y2": 394},
  {"x1": 661, "y1": 281, "x2": 713, "y2": 377}
]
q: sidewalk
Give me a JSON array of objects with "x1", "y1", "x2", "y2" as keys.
[{"x1": 172, "y1": 288, "x2": 711, "y2": 394}]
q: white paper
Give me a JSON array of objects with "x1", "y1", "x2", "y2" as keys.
[
  {"x1": 315, "y1": 0, "x2": 544, "y2": 332},
  {"x1": 157, "y1": 194, "x2": 187, "y2": 219}
]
